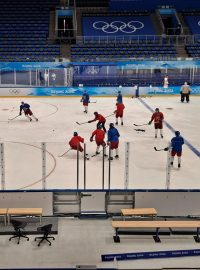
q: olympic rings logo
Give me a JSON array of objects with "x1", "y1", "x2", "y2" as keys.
[
  {"x1": 93, "y1": 20, "x2": 144, "y2": 34},
  {"x1": 9, "y1": 88, "x2": 20, "y2": 95},
  {"x1": 86, "y1": 66, "x2": 100, "y2": 75}
]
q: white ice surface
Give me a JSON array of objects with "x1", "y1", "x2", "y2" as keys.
[{"x1": 0, "y1": 96, "x2": 199, "y2": 190}]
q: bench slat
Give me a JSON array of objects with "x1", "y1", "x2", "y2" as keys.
[
  {"x1": 121, "y1": 208, "x2": 157, "y2": 216},
  {"x1": 112, "y1": 221, "x2": 200, "y2": 228}
]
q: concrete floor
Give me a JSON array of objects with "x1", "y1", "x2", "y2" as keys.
[{"x1": 0, "y1": 218, "x2": 200, "y2": 269}]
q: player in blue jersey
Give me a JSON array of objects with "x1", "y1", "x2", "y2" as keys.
[
  {"x1": 107, "y1": 123, "x2": 120, "y2": 160},
  {"x1": 19, "y1": 102, "x2": 38, "y2": 122},
  {"x1": 116, "y1": 90, "x2": 123, "y2": 104},
  {"x1": 81, "y1": 90, "x2": 90, "y2": 113},
  {"x1": 170, "y1": 131, "x2": 184, "y2": 168}
]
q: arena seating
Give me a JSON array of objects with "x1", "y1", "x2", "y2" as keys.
[
  {"x1": 71, "y1": 43, "x2": 177, "y2": 61},
  {"x1": 185, "y1": 45, "x2": 200, "y2": 57},
  {"x1": 0, "y1": 0, "x2": 60, "y2": 62}
]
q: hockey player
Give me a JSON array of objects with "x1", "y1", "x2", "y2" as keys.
[
  {"x1": 88, "y1": 112, "x2": 106, "y2": 132},
  {"x1": 107, "y1": 123, "x2": 120, "y2": 160},
  {"x1": 81, "y1": 90, "x2": 90, "y2": 113},
  {"x1": 116, "y1": 90, "x2": 123, "y2": 104},
  {"x1": 114, "y1": 102, "x2": 125, "y2": 125},
  {"x1": 90, "y1": 125, "x2": 107, "y2": 156},
  {"x1": 180, "y1": 82, "x2": 191, "y2": 103},
  {"x1": 163, "y1": 75, "x2": 169, "y2": 88},
  {"x1": 69, "y1": 132, "x2": 84, "y2": 152},
  {"x1": 170, "y1": 131, "x2": 184, "y2": 168},
  {"x1": 149, "y1": 108, "x2": 164, "y2": 138},
  {"x1": 19, "y1": 102, "x2": 38, "y2": 122}
]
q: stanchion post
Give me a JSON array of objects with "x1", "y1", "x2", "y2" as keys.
[
  {"x1": 166, "y1": 142, "x2": 171, "y2": 190},
  {"x1": 41, "y1": 142, "x2": 46, "y2": 190},
  {"x1": 108, "y1": 144, "x2": 111, "y2": 190},
  {"x1": 77, "y1": 147, "x2": 79, "y2": 190},
  {"x1": 0, "y1": 143, "x2": 5, "y2": 190},
  {"x1": 102, "y1": 145, "x2": 105, "y2": 189},
  {"x1": 84, "y1": 143, "x2": 86, "y2": 190},
  {"x1": 124, "y1": 142, "x2": 130, "y2": 190}
]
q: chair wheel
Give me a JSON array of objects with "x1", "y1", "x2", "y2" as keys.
[
  {"x1": 53, "y1": 238, "x2": 55, "y2": 240},
  {"x1": 17, "y1": 242, "x2": 19, "y2": 245},
  {"x1": 34, "y1": 239, "x2": 36, "y2": 241},
  {"x1": 38, "y1": 244, "x2": 40, "y2": 247},
  {"x1": 49, "y1": 243, "x2": 51, "y2": 246},
  {"x1": 27, "y1": 239, "x2": 29, "y2": 241},
  {"x1": 9, "y1": 239, "x2": 11, "y2": 241}
]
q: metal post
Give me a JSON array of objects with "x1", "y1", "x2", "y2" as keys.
[
  {"x1": 108, "y1": 145, "x2": 111, "y2": 190},
  {"x1": 0, "y1": 143, "x2": 5, "y2": 190},
  {"x1": 83, "y1": 143, "x2": 86, "y2": 189},
  {"x1": 166, "y1": 142, "x2": 171, "y2": 190},
  {"x1": 29, "y1": 69, "x2": 32, "y2": 86},
  {"x1": 102, "y1": 145, "x2": 105, "y2": 189},
  {"x1": 124, "y1": 142, "x2": 130, "y2": 189},
  {"x1": 14, "y1": 69, "x2": 16, "y2": 86},
  {"x1": 41, "y1": 142, "x2": 46, "y2": 190},
  {"x1": 77, "y1": 147, "x2": 79, "y2": 189}
]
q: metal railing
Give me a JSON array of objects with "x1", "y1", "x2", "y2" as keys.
[{"x1": 75, "y1": 34, "x2": 200, "y2": 45}]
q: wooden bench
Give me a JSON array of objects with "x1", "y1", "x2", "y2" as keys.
[
  {"x1": 7, "y1": 208, "x2": 43, "y2": 225},
  {"x1": 112, "y1": 220, "x2": 200, "y2": 243},
  {"x1": 121, "y1": 208, "x2": 157, "y2": 219},
  {"x1": 0, "y1": 208, "x2": 7, "y2": 226}
]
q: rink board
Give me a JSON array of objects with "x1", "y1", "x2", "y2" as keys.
[{"x1": 0, "y1": 86, "x2": 200, "y2": 97}]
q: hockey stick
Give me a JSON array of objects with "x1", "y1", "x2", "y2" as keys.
[
  {"x1": 76, "y1": 121, "x2": 89, "y2": 125},
  {"x1": 91, "y1": 146, "x2": 108, "y2": 157},
  {"x1": 134, "y1": 128, "x2": 145, "y2": 132},
  {"x1": 154, "y1": 147, "x2": 169, "y2": 152},
  {"x1": 90, "y1": 101, "x2": 97, "y2": 103},
  {"x1": 133, "y1": 123, "x2": 149, "y2": 127},
  {"x1": 8, "y1": 114, "x2": 21, "y2": 121},
  {"x1": 105, "y1": 113, "x2": 115, "y2": 118},
  {"x1": 58, "y1": 149, "x2": 72, "y2": 157}
]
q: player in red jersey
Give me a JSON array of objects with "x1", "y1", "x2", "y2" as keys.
[
  {"x1": 90, "y1": 125, "x2": 107, "y2": 155},
  {"x1": 148, "y1": 108, "x2": 164, "y2": 138},
  {"x1": 69, "y1": 132, "x2": 89, "y2": 159},
  {"x1": 114, "y1": 102, "x2": 125, "y2": 125},
  {"x1": 69, "y1": 132, "x2": 84, "y2": 152},
  {"x1": 88, "y1": 112, "x2": 106, "y2": 132}
]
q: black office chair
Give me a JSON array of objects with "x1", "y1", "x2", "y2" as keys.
[
  {"x1": 34, "y1": 224, "x2": 55, "y2": 246},
  {"x1": 9, "y1": 220, "x2": 29, "y2": 244}
]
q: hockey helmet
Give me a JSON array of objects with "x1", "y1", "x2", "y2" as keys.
[
  {"x1": 175, "y1": 131, "x2": 180, "y2": 136},
  {"x1": 94, "y1": 111, "x2": 98, "y2": 115},
  {"x1": 155, "y1": 108, "x2": 159, "y2": 112},
  {"x1": 109, "y1": 123, "x2": 114, "y2": 128},
  {"x1": 74, "y1": 132, "x2": 78, "y2": 136}
]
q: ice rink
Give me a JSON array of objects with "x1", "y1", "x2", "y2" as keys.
[{"x1": 0, "y1": 95, "x2": 199, "y2": 190}]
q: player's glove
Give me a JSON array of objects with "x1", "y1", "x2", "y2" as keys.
[
  {"x1": 148, "y1": 121, "x2": 151, "y2": 125},
  {"x1": 164, "y1": 147, "x2": 169, "y2": 151},
  {"x1": 90, "y1": 137, "x2": 93, "y2": 142},
  {"x1": 107, "y1": 142, "x2": 110, "y2": 146}
]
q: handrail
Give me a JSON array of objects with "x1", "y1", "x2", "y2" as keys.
[{"x1": 75, "y1": 34, "x2": 198, "y2": 45}]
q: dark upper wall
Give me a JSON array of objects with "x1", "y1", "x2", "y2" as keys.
[{"x1": 109, "y1": 0, "x2": 200, "y2": 12}]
